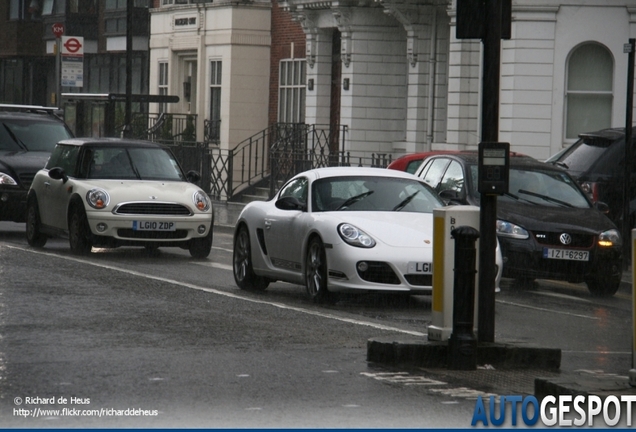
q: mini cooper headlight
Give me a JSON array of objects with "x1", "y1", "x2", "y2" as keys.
[
  {"x1": 338, "y1": 223, "x2": 376, "y2": 248},
  {"x1": 598, "y1": 229, "x2": 621, "y2": 247},
  {"x1": 0, "y1": 172, "x2": 17, "y2": 186},
  {"x1": 496, "y1": 220, "x2": 529, "y2": 239},
  {"x1": 193, "y1": 190, "x2": 211, "y2": 212},
  {"x1": 86, "y1": 188, "x2": 110, "y2": 209}
]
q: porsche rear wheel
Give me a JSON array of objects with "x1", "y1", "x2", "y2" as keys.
[
  {"x1": 25, "y1": 195, "x2": 47, "y2": 248},
  {"x1": 233, "y1": 225, "x2": 268, "y2": 291},
  {"x1": 305, "y1": 237, "x2": 335, "y2": 304},
  {"x1": 69, "y1": 205, "x2": 93, "y2": 255}
]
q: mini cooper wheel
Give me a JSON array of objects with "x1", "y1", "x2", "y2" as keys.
[
  {"x1": 69, "y1": 205, "x2": 93, "y2": 255},
  {"x1": 25, "y1": 196, "x2": 47, "y2": 248},
  {"x1": 305, "y1": 237, "x2": 335, "y2": 304},
  {"x1": 233, "y1": 225, "x2": 268, "y2": 291},
  {"x1": 189, "y1": 228, "x2": 213, "y2": 259}
]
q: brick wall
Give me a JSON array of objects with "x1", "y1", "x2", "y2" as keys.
[{"x1": 269, "y1": 0, "x2": 306, "y2": 126}]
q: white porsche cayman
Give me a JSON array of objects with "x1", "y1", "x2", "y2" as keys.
[{"x1": 233, "y1": 167, "x2": 450, "y2": 303}]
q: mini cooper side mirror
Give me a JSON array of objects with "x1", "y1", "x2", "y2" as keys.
[
  {"x1": 275, "y1": 196, "x2": 307, "y2": 212},
  {"x1": 186, "y1": 170, "x2": 201, "y2": 183},
  {"x1": 48, "y1": 167, "x2": 68, "y2": 184}
]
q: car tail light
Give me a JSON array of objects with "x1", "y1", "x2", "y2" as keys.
[{"x1": 580, "y1": 181, "x2": 599, "y2": 203}]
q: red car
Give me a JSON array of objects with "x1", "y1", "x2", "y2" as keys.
[{"x1": 387, "y1": 151, "x2": 457, "y2": 174}]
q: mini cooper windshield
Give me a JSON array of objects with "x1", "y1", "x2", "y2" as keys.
[
  {"x1": 311, "y1": 176, "x2": 443, "y2": 213},
  {"x1": 82, "y1": 146, "x2": 185, "y2": 181}
]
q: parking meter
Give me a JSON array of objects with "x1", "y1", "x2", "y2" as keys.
[{"x1": 478, "y1": 142, "x2": 510, "y2": 195}]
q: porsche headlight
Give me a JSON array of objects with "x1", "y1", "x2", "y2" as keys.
[
  {"x1": 338, "y1": 223, "x2": 376, "y2": 248},
  {"x1": 0, "y1": 172, "x2": 17, "y2": 186},
  {"x1": 496, "y1": 220, "x2": 529, "y2": 239},
  {"x1": 193, "y1": 190, "x2": 211, "y2": 212},
  {"x1": 86, "y1": 188, "x2": 110, "y2": 209},
  {"x1": 598, "y1": 229, "x2": 621, "y2": 248}
]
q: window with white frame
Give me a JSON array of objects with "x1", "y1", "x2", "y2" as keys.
[
  {"x1": 565, "y1": 43, "x2": 613, "y2": 139},
  {"x1": 208, "y1": 60, "x2": 222, "y2": 141},
  {"x1": 278, "y1": 59, "x2": 306, "y2": 123},
  {"x1": 158, "y1": 62, "x2": 168, "y2": 113}
]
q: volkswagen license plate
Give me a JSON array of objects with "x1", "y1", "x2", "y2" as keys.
[
  {"x1": 133, "y1": 221, "x2": 176, "y2": 231},
  {"x1": 407, "y1": 262, "x2": 433, "y2": 274},
  {"x1": 542, "y1": 248, "x2": 589, "y2": 261}
]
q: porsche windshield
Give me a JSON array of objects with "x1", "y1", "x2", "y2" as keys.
[
  {"x1": 84, "y1": 147, "x2": 185, "y2": 181},
  {"x1": 311, "y1": 176, "x2": 444, "y2": 213}
]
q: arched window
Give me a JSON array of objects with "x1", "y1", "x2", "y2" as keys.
[{"x1": 565, "y1": 43, "x2": 613, "y2": 139}]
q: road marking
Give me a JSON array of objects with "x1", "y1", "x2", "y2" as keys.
[
  {"x1": 212, "y1": 246, "x2": 233, "y2": 253},
  {"x1": 529, "y1": 290, "x2": 592, "y2": 302},
  {"x1": 3, "y1": 244, "x2": 426, "y2": 337},
  {"x1": 360, "y1": 372, "x2": 446, "y2": 386},
  {"x1": 193, "y1": 261, "x2": 233, "y2": 271},
  {"x1": 495, "y1": 299, "x2": 599, "y2": 320}
]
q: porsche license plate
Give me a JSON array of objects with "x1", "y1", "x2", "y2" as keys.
[
  {"x1": 542, "y1": 248, "x2": 589, "y2": 261},
  {"x1": 133, "y1": 221, "x2": 176, "y2": 231},
  {"x1": 407, "y1": 262, "x2": 432, "y2": 274}
]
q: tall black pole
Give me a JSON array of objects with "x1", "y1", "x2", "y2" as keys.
[
  {"x1": 477, "y1": 0, "x2": 502, "y2": 343},
  {"x1": 124, "y1": 0, "x2": 133, "y2": 138},
  {"x1": 624, "y1": 38, "x2": 634, "y2": 269}
]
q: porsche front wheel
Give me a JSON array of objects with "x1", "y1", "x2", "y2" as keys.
[{"x1": 305, "y1": 237, "x2": 335, "y2": 304}]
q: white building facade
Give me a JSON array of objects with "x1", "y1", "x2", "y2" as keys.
[
  {"x1": 148, "y1": 0, "x2": 271, "y2": 151},
  {"x1": 284, "y1": 0, "x2": 636, "y2": 160}
]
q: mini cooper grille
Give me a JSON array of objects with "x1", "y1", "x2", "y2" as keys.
[
  {"x1": 117, "y1": 229, "x2": 188, "y2": 239},
  {"x1": 357, "y1": 261, "x2": 400, "y2": 285},
  {"x1": 114, "y1": 203, "x2": 192, "y2": 216},
  {"x1": 533, "y1": 231, "x2": 594, "y2": 248}
]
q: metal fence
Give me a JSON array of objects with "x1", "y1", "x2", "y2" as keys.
[{"x1": 138, "y1": 118, "x2": 393, "y2": 201}]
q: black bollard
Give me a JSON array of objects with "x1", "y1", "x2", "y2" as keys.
[{"x1": 448, "y1": 226, "x2": 480, "y2": 370}]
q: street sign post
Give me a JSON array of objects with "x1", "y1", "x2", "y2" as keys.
[
  {"x1": 52, "y1": 23, "x2": 64, "y2": 107},
  {"x1": 60, "y1": 36, "x2": 84, "y2": 88}
]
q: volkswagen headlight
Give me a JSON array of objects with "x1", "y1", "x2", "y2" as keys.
[
  {"x1": 338, "y1": 223, "x2": 376, "y2": 248},
  {"x1": 496, "y1": 220, "x2": 529, "y2": 239},
  {"x1": 86, "y1": 188, "x2": 110, "y2": 209},
  {"x1": 193, "y1": 190, "x2": 211, "y2": 212},
  {"x1": 598, "y1": 229, "x2": 621, "y2": 248},
  {"x1": 0, "y1": 172, "x2": 17, "y2": 186}
]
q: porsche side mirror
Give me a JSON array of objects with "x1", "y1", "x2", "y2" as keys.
[
  {"x1": 48, "y1": 167, "x2": 68, "y2": 184},
  {"x1": 186, "y1": 170, "x2": 201, "y2": 183},
  {"x1": 276, "y1": 196, "x2": 307, "y2": 212}
]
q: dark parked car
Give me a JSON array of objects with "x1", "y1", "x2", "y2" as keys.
[
  {"x1": 0, "y1": 105, "x2": 74, "y2": 222},
  {"x1": 415, "y1": 152, "x2": 623, "y2": 297},
  {"x1": 546, "y1": 127, "x2": 636, "y2": 229}
]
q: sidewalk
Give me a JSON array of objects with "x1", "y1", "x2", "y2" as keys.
[{"x1": 212, "y1": 200, "x2": 635, "y2": 397}]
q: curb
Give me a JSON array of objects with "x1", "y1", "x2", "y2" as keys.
[{"x1": 367, "y1": 336, "x2": 561, "y2": 370}]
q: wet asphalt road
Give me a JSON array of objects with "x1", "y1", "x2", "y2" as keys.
[{"x1": 0, "y1": 221, "x2": 633, "y2": 427}]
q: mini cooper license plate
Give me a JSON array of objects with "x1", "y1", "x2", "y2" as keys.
[
  {"x1": 133, "y1": 221, "x2": 176, "y2": 231},
  {"x1": 542, "y1": 248, "x2": 589, "y2": 261},
  {"x1": 407, "y1": 262, "x2": 433, "y2": 274}
]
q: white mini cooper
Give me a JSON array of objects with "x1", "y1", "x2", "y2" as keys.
[{"x1": 26, "y1": 138, "x2": 214, "y2": 258}]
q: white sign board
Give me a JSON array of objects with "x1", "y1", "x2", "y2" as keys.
[{"x1": 61, "y1": 36, "x2": 84, "y2": 87}]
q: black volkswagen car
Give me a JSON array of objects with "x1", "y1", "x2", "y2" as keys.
[
  {"x1": 0, "y1": 105, "x2": 74, "y2": 222},
  {"x1": 414, "y1": 152, "x2": 623, "y2": 297}
]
